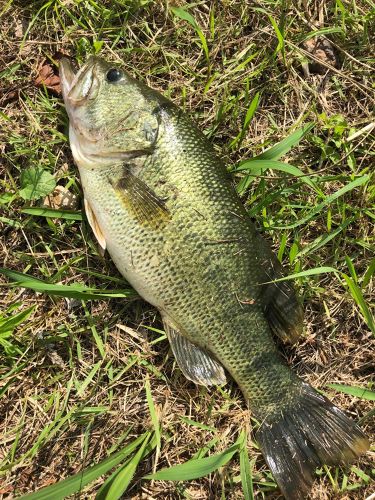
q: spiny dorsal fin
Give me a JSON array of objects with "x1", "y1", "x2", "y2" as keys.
[
  {"x1": 111, "y1": 169, "x2": 170, "y2": 229},
  {"x1": 84, "y1": 198, "x2": 106, "y2": 254},
  {"x1": 162, "y1": 316, "x2": 226, "y2": 387}
]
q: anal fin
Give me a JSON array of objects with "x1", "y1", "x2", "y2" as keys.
[
  {"x1": 162, "y1": 317, "x2": 226, "y2": 387},
  {"x1": 84, "y1": 198, "x2": 106, "y2": 254}
]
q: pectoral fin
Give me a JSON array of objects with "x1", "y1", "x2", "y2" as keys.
[
  {"x1": 112, "y1": 169, "x2": 170, "y2": 229},
  {"x1": 84, "y1": 198, "x2": 106, "y2": 253},
  {"x1": 163, "y1": 318, "x2": 226, "y2": 387}
]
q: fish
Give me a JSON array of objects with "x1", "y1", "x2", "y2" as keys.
[{"x1": 59, "y1": 56, "x2": 369, "y2": 499}]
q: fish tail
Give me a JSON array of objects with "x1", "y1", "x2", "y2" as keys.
[{"x1": 255, "y1": 381, "x2": 369, "y2": 500}]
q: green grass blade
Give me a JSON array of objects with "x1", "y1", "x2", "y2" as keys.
[
  {"x1": 272, "y1": 174, "x2": 370, "y2": 229},
  {"x1": 170, "y1": 6, "x2": 198, "y2": 29},
  {"x1": 328, "y1": 384, "x2": 375, "y2": 401},
  {"x1": 145, "y1": 379, "x2": 161, "y2": 450},
  {"x1": 264, "y1": 266, "x2": 338, "y2": 283},
  {"x1": 103, "y1": 433, "x2": 152, "y2": 500},
  {"x1": 95, "y1": 460, "x2": 131, "y2": 500},
  {"x1": 243, "y1": 92, "x2": 260, "y2": 129},
  {"x1": 350, "y1": 465, "x2": 371, "y2": 484},
  {"x1": 197, "y1": 29, "x2": 210, "y2": 64},
  {"x1": 75, "y1": 362, "x2": 101, "y2": 396},
  {"x1": 267, "y1": 14, "x2": 284, "y2": 57},
  {"x1": 82, "y1": 302, "x2": 106, "y2": 357},
  {"x1": 21, "y1": 207, "x2": 83, "y2": 220},
  {"x1": 20, "y1": 1, "x2": 53, "y2": 50},
  {"x1": 266, "y1": 266, "x2": 374, "y2": 332},
  {"x1": 301, "y1": 27, "x2": 343, "y2": 42},
  {"x1": 0, "y1": 216, "x2": 23, "y2": 228},
  {"x1": 0, "y1": 267, "x2": 133, "y2": 300},
  {"x1": 231, "y1": 92, "x2": 260, "y2": 149},
  {"x1": 341, "y1": 274, "x2": 375, "y2": 334},
  {"x1": 345, "y1": 255, "x2": 358, "y2": 282},
  {"x1": 144, "y1": 442, "x2": 240, "y2": 481},
  {"x1": 192, "y1": 436, "x2": 220, "y2": 460},
  {"x1": 296, "y1": 216, "x2": 356, "y2": 257},
  {"x1": 235, "y1": 159, "x2": 317, "y2": 190},
  {"x1": 239, "y1": 431, "x2": 254, "y2": 500},
  {"x1": 0, "y1": 305, "x2": 36, "y2": 334},
  {"x1": 362, "y1": 258, "x2": 375, "y2": 288},
  {"x1": 254, "y1": 123, "x2": 314, "y2": 161},
  {"x1": 171, "y1": 7, "x2": 209, "y2": 64},
  {"x1": 179, "y1": 417, "x2": 217, "y2": 432},
  {"x1": 277, "y1": 233, "x2": 288, "y2": 262},
  {"x1": 97, "y1": 433, "x2": 158, "y2": 499},
  {"x1": 18, "y1": 432, "x2": 147, "y2": 500}
]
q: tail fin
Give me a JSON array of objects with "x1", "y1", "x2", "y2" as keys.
[{"x1": 256, "y1": 382, "x2": 369, "y2": 500}]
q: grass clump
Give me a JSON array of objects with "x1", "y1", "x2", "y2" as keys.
[{"x1": 0, "y1": 1, "x2": 374, "y2": 498}]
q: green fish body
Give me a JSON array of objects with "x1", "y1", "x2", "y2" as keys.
[{"x1": 60, "y1": 57, "x2": 369, "y2": 499}]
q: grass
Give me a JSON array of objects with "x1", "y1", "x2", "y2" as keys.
[{"x1": 1, "y1": 0, "x2": 374, "y2": 498}]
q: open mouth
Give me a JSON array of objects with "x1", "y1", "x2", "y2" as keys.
[
  {"x1": 60, "y1": 57, "x2": 100, "y2": 105},
  {"x1": 59, "y1": 58, "x2": 79, "y2": 100}
]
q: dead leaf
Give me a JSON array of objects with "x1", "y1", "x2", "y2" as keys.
[
  {"x1": 43, "y1": 185, "x2": 79, "y2": 210},
  {"x1": 14, "y1": 19, "x2": 25, "y2": 38},
  {"x1": 34, "y1": 63, "x2": 61, "y2": 95},
  {"x1": 1, "y1": 89, "x2": 18, "y2": 105},
  {"x1": 301, "y1": 37, "x2": 340, "y2": 76}
]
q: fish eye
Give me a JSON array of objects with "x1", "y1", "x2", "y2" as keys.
[{"x1": 106, "y1": 68, "x2": 123, "y2": 83}]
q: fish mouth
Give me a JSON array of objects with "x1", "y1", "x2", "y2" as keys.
[
  {"x1": 59, "y1": 58, "x2": 76, "y2": 99},
  {"x1": 60, "y1": 57, "x2": 105, "y2": 144},
  {"x1": 60, "y1": 57, "x2": 106, "y2": 106}
]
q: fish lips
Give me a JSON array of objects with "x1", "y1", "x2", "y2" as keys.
[
  {"x1": 60, "y1": 57, "x2": 107, "y2": 145},
  {"x1": 60, "y1": 57, "x2": 103, "y2": 107}
]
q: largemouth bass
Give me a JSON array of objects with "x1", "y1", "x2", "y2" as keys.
[{"x1": 60, "y1": 57, "x2": 369, "y2": 499}]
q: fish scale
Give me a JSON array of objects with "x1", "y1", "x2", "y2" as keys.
[
  {"x1": 60, "y1": 56, "x2": 369, "y2": 500},
  {"x1": 80, "y1": 105, "x2": 290, "y2": 409}
]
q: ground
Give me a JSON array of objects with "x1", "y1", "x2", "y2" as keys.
[{"x1": 0, "y1": 1, "x2": 374, "y2": 499}]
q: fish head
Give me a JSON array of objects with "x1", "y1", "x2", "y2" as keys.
[{"x1": 60, "y1": 57, "x2": 162, "y2": 169}]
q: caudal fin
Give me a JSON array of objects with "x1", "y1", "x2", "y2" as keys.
[{"x1": 256, "y1": 382, "x2": 369, "y2": 500}]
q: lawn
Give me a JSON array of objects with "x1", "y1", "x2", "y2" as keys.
[{"x1": 0, "y1": 1, "x2": 374, "y2": 498}]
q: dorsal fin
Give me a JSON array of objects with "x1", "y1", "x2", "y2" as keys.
[
  {"x1": 162, "y1": 317, "x2": 226, "y2": 387},
  {"x1": 254, "y1": 231, "x2": 304, "y2": 343},
  {"x1": 262, "y1": 276, "x2": 304, "y2": 343}
]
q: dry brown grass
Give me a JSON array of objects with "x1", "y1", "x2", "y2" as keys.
[{"x1": 0, "y1": 1, "x2": 374, "y2": 499}]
